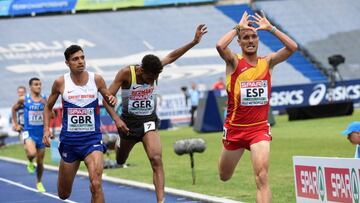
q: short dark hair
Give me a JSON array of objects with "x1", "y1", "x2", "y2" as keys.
[
  {"x1": 64, "y1": 45, "x2": 83, "y2": 61},
  {"x1": 29, "y1": 77, "x2": 40, "y2": 86},
  {"x1": 141, "y1": 54, "x2": 163, "y2": 75}
]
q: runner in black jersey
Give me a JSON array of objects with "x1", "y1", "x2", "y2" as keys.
[{"x1": 103, "y1": 24, "x2": 207, "y2": 203}]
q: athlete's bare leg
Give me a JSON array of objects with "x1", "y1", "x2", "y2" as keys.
[
  {"x1": 35, "y1": 148, "x2": 45, "y2": 182},
  {"x1": 57, "y1": 159, "x2": 80, "y2": 200},
  {"x1": 250, "y1": 141, "x2": 271, "y2": 203},
  {"x1": 115, "y1": 137, "x2": 137, "y2": 165},
  {"x1": 84, "y1": 151, "x2": 105, "y2": 203},
  {"x1": 24, "y1": 139, "x2": 36, "y2": 161},
  {"x1": 142, "y1": 131, "x2": 164, "y2": 202},
  {"x1": 218, "y1": 147, "x2": 245, "y2": 181}
]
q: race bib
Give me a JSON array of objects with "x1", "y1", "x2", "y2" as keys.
[
  {"x1": 28, "y1": 110, "x2": 43, "y2": 126},
  {"x1": 128, "y1": 85, "x2": 156, "y2": 116},
  {"x1": 223, "y1": 127, "x2": 227, "y2": 140},
  {"x1": 21, "y1": 131, "x2": 29, "y2": 140},
  {"x1": 144, "y1": 121, "x2": 156, "y2": 133},
  {"x1": 67, "y1": 108, "x2": 95, "y2": 132},
  {"x1": 240, "y1": 80, "x2": 268, "y2": 106}
]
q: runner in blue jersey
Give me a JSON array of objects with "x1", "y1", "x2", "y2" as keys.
[
  {"x1": 42, "y1": 45, "x2": 116, "y2": 203},
  {"x1": 12, "y1": 78, "x2": 47, "y2": 192},
  {"x1": 103, "y1": 24, "x2": 207, "y2": 203}
]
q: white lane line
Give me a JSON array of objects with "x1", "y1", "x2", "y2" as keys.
[
  {"x1": 0, "y1": 177, "x2": 78, "y2": 203},
  {"x1": 0, "y1": 157, "x2": 242, "y2": 203}
]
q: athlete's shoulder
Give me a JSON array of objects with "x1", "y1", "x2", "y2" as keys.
[
  {"x1": 94, "y1": 72, "x2": 104, "y2": 81},
  {"x1": 116, "y1": 66, "x2": 131, "y2": 80}
]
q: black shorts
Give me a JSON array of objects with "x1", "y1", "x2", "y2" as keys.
[{"x1": 119, "y1": 115, "x2": 160, "y2": 142}]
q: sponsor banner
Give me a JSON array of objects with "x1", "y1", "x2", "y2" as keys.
[
  {"x1": 144, "y1": 0, "x2": 215, "y2": 6},
  {"x1": 293, "y1": 156, "x2": 360, "y2": 203},
  {"x1": 157, "y1": 93, "x2": 190, "y2": 120},
  {"x1": 0, "y1": 0, "x2": 12, "y2": 16},
  {"x1": 271, "y1": 80, "x2": 360, "y2": 111},
  {"x1": 75, "y1": 0, "x2": 143, "y2": 11},
  {"x1": 8, "y1": 0, "x2": 76, "y2": 16},
  {"x1": 0, "y1": 0, "x2": 216, "y2": 16}
]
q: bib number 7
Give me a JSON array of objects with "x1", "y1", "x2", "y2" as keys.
[{"x1": 144, "y1": 121, "x2": 156, "y2": 133}]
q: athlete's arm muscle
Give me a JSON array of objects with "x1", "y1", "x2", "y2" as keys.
[
  {"x1": 11, "y1": 96, "x2": 24, "y2": 131},
  {"x1": 252, "y1": 12, "x2": 298, "y2": 69},
  {"x1": 102, "y1": 67, "x2": 130, "y2": 134},
  {"x1": 161, "y1": 24, "x2": 207, "y2": 66},
  {"x1": 43, "y1": 77, "x2": 62, "y2": 147},
  {"x1": 95, "y1": 74, "x2": 116, "y2": 107},
  {"x1": 216, "y1": 12, "x2": 254, "y2": 75},
  {"x1": 216, "y1": 30, "x2": 238, "y2": 75}
]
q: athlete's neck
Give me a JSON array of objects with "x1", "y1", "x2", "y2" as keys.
[
  {"x1": 242, "y1": 53, "x2": 258, "y2": 66},
  {"x1": 70, "y1": 71, "x2": 88, "y2": 86},
  {"x1": 31, "y1": 92, "x2": 42, "y2": 101}
]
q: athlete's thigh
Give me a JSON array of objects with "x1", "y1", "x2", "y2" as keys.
[
  {"x1": 250, "y1": 140, "x2": 270, "y2": 173},
  {"x1": 24, "y1": 138, "x2": 36, "y2": 155},
  {"x1": 58, "y1": 159, "x2": 80, "y2": 192},
  {"x1": 142, "y1": 130, "x2": 162, "y2": 158},
  {"x1": 84, "y1": 150, "x2": 104, "y2": 179},
  {"x1": 116, "y1": 137, "x2": 137, "y2": 163},
  {"x1": 219, "y1": 147, "x2": 245, "y2": 174}
]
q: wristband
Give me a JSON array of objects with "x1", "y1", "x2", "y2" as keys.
[
  {"x1": 233, "y1": 25, "x2": 241, "y2": 35},
  {"x1": 270, "y1": 26, "x2": 277, "y2": 34}
]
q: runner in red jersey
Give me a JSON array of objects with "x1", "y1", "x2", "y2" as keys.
[{"x1": 216, "y1": 11, "x2": 298, "y2": 202}]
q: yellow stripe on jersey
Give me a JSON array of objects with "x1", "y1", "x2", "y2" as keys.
[{"x1": 130, "y1": 66, "x2": 137, "y2": 85}]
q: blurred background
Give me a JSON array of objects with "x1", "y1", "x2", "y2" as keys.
[{"x1": 0, "y1": 0, "x2": 359, "y2": 202}]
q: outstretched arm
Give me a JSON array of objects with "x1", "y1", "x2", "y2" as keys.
[
  {"x1": 216, "y1": 11, "x2": 254, "y2": 74},
  {"x1": 11, "y1": 96, "x2": 24, "y2": 131},
  {"x1": 43, "y1": 78, "x2": 61, "y2": 147},
  {"x1": 161, "y1": 24, "x2": 207, "y2": 66},
  {"x1": 252, "y1": 11, "x2": 298, "y2": 68},
  {"x1": 102, "y1": 68, "x2": 129, "y2": 134}
]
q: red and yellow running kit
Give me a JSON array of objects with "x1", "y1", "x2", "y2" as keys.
[{"x1": 223, "y1": 55, "x2": 272, "y2": 150}]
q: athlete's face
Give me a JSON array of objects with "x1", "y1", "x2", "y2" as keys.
[
  {"x1": 348, "y1": 132, "x2": 360, "y2": 145},
  {"x1": 17, "y1": 88, "x2": 26, "y2": 97},
  {"x1": 237, "y1": 29, "x2": 259, "y2": 55},
  {"x1": 30, "y1": 80, "x2": 41, "y2": 94},
  {"x1": 66, "y1": 50, "x2": 86, "y2": 73},
  {"x1": 141, "y1": 70, "x2": 159, "y2": 85}
]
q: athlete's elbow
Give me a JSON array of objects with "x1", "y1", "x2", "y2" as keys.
[
  {"x1": 216, "y1": 43, "x2": 225, "y2": 52},
  {"x1": 288, "y1": 43, "x2": 298, "y2": 53}
]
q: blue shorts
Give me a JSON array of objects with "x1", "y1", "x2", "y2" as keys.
[
  {"x1": 22, "y1": 130, "x2": 45, "y2": 149},
  {"x1": 58, "y1": 141, "x2": 107, "y2": 163}
]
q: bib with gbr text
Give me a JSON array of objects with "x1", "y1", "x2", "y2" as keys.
[{"x1": 67, "y1": 108, "x2": 95, "y2": 132}]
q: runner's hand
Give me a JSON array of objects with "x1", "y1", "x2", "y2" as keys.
[
  {"x1": 252, "y1": 11, "x2": 272, "y2": 31},
  {"x1": 192, "y1": 24, "x2": 207, "y2": 44},
  {"x1": 238, "y1": 11, "x2": 255, "y2": 30},
  {"x1": 115, "y1": 118, "x2": 129, "y2": 135},
  {"x1": 15, "y1": 124, "x2": 23, "y2": 132},
  {"x1": 106, "y1": 95, "x2": 117, "y2": 107},
  {"x1": 42, "y1": 129, "x2": 54, "y2": 147}
]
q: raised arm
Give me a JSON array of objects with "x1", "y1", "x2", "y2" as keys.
[
  {"x1": 161, "y1": 24, "x2": 207, "y2": 66},
  {"x1": 42, "y1": 78, "x2": 61, "y2": 147},
  {"x1": 102, "y1": 68, "x2": 130, "y2": 134},
  {"x1": 252, "y1": 11, "x2": 298, "y2": 68},
  {"x1": 216, "y1": 11, "x2": 254, "y2": 74},
  {"x1": 11, "y1": 96, "x2": 24, "y2": 131}
]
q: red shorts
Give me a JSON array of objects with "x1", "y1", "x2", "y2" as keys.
[{"x1": 222, "y1": 122, "x2": 272, "y2": 150}]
